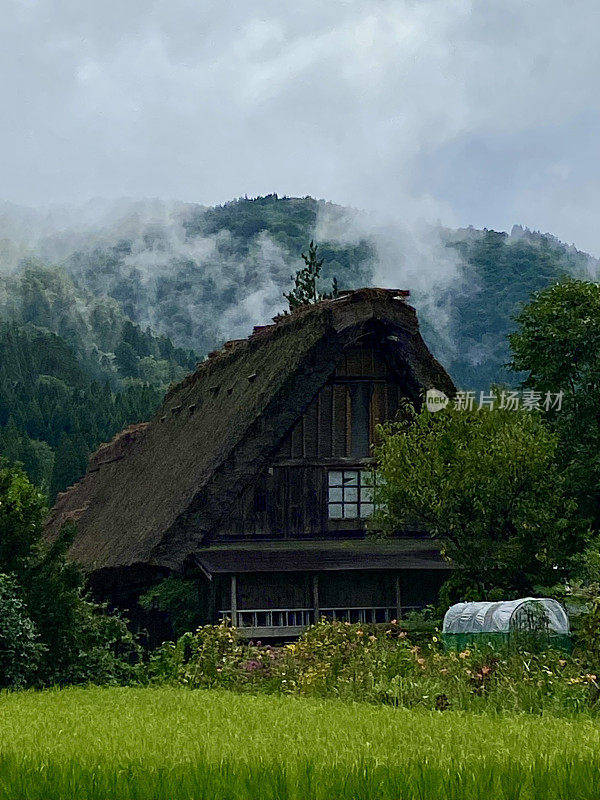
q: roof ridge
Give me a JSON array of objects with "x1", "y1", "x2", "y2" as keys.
[{"x1": 164, "y1": 288, "x2": 410, "y2": 402}]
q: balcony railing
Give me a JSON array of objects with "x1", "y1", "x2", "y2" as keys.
[
  {"x1": 218, "y1": 608, "x2": 314, "y2": 629},
  {"x1": 217, "y1": 606, "x2": 419, "y2": 631}
]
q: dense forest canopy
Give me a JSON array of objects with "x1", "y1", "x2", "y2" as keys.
[
  {"x1": 0, "y1": 194, "x2": 597, "y2": 497},
  {"x1": 0, "y1": 262, "x2": 197, "y2": 498},
  {"x1": 435, "y1": 226, "x2": 596, "y2": 389}
]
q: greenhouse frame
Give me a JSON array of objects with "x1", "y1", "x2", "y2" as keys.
[{"x1": 442, "y1": 598, "x2": 571, "y2": 650}]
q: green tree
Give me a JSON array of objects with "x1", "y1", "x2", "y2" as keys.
[
  {"x1": 0, "y1": 319, "x2": 173, "y2": 496},
  {"x1": 0, "y1": 418, "x2": 54, "y2": 489},
  {"x1": 50, "y1": 433, "x2": 89, "y2": 500},
  {"x1": 509, "y1": 279, "x2": 600, "y2": 528},
  {"x1": 139, "y1": 576, "x2": 201, "y2": 638},
  {"x1": 115, "y1": 340, "x2": 140, "y2": 378},
  {"x1": 284, "y1": 241, "x2": 325, "y2": 310},
  {"x1": 0, "y1": 573, "x2": 44, "y2": 688},
  {"x1": 0, "y1": 459, "x2": 47, "y2": 573},
  {"x1": 373, "y1": 403, "x2": 589, "y2": 601},
  {"x1": 0, "y1": 460, "x2": 140, "y2": 685}
]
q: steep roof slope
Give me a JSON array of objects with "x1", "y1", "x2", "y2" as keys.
[{"x1": 45, "y1": 289, "x2": 454, "y2": 573}]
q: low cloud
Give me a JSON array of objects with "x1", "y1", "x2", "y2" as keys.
[{"x1": 1, "y1": 1, "x2": 600, "y2": 253}]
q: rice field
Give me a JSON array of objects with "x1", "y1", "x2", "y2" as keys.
[{"x1": 0, "y1": 686, "x2": 599, "y2": 799}]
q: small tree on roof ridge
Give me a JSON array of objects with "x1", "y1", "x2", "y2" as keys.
[{"x1": 284, "y1": 241, "x2": 325, "y2": 311}]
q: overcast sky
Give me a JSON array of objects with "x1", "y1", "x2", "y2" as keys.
[{"x1": 3, "y1": 0, "x2": 600, "y2": 253}]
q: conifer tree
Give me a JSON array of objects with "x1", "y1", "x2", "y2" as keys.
[{"x1": 284, "y1": 241, "x2": 324, "y2": 310}]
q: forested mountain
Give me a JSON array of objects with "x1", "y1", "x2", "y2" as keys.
[
  {"x1": 62, "y1": 196, "x2": 374, "y2": 353},
  {"x1": 0, "y1": 324, "x2": 160, "y2": 496},
  {"x1": 1, "y1": 194, "x2": 597, "y2": 496},
  {"x1": 428, "y1": 225, "x2": 597, "y2": 389},
  {"x1": 0, "y1": 262, "x2": 197, "y2": 498}
]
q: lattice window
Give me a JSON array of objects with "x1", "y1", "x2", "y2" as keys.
[{"x1": 327, "y1": 469, "x2": 376, "y2": 519}]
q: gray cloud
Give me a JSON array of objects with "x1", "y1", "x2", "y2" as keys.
[{"x1": 2, "y1": 1, "x2": 600, "y2": 252}]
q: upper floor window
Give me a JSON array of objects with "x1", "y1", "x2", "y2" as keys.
[
  {"x1": 349, "y1": 382, "x2": 372, "y2": 457},
  {"x1": 328, "y1": 470, "x2": 375, "y2": 519}
]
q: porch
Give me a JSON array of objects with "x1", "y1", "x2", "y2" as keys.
[
  {"x1": 193, "y1": 538, "x2": 451, "y2": 638},
  {"x1": 209, "y1": 568, "x2": 439, "y2": 638}
]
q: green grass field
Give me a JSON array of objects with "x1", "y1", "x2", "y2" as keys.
[{"x1": 0, "y1": 686, "x2": 599, "y2": 799}]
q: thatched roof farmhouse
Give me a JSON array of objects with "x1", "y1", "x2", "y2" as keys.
[{"x1": 47, "y1": 288, "x2": 455, "y2": 638}]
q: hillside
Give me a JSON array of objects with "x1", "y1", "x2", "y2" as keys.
[
  {"x1": 0, "y1": 195, "x2": 597, "y2": 494},
  {"x1": 25, "y1": 195, "x2": 596, "y2": 388},
  {"x1": 429, "y1": 225, "x2": 597, "y2": 389},
  {"x1": 62, "y1": 196, "x2": 375, "y2": 354},
  {"x1": 0, "y1": 262, "x2": 197, "y2": 497}
]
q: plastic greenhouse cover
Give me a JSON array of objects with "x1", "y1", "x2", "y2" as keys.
[{"x1": 442, "y1": 598, "x2": 570, "y2": 635}]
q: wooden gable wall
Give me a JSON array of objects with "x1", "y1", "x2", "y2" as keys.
[
  {"x1": 274, "y1": 340, "x2": 404, "y2": 461},
  {"x1": 213, "y1": 337, "x2": 411, "y2": 541}
]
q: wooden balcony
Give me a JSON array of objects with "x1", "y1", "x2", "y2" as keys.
[{"x1": 217, "y1": 606, "x2": 414, "y2": 638}]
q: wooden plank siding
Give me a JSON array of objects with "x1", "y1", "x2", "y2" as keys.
[
  {"x1": 332, "y1": 384, "x2": 348, "y2": 458},
  {"x1": 272, "y1": 340, "x2": 405, "y2": 462},
  {"x1": 317, "y1": 385, "x2": 333, "y2": 457},
  {"x1": 213, "y1": 339, "x2": 411, "y2": 540}
]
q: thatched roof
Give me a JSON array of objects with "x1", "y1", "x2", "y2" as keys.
[{"x1": 45, "y1": 289, "x2": 455, "y2": 575}]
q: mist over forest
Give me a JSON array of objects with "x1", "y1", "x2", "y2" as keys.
[
  {"x1": 0, "y1": 193, "x2": 597, "y2": 496},
  {"x1": 2, "y1": 194, "x2": 597, "y2": 380}
]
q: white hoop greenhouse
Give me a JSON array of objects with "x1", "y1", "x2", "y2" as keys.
[{"x1": 443, "y1": 598, "x2": 570, "y2": 650}]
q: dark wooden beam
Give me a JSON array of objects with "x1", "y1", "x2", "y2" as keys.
[
  {"x1": 207, "y1": 578, "x2": 216, "y2": 624},
  {"x1": 272, "y1": 457, "x2": 376, "y2": 467},
  {"x1": 312, "y1": 574, "x2": 320, "y2": 623},
  {"x1": 230, "y1": 574, "x2": 238, "y2": 627}
]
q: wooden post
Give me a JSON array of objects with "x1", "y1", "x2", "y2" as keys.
[
  {"x1": 395, "y1": 573, "x2": 402, "y2": 622},
  {"x1": 207, "y1": 579, "x2": 216, "y2": 625},
  {"x1": 312, "y1": 574, "x2": 320, "y2": 624},
  {"x1": 196, "y1": 579, "x2": 205, "y2": 625},
  {"x1": 230, "y1": 574, "x2": 238, "y2": 627}
]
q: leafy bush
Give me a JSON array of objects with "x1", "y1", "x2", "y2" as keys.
[
  {"x1": 276, "y1": 619, "x2": 414, "y2": 699},
  {"x1": 417, "y1": 643, "x2": 596, "y2": 714},
  {"x1": 0, "y1": 460, "x2": 142, "y2": 687},
  {"x1": 139, "y1": 577, "x2": 201, "y2": 638},
  {"x1": 156, "y1": 619, "x2": 599, "y2": 714},
  {"x1": 179, "y1": 624, "x2": 241, "y2": 689},
  {"x1": 45, "y1": 600, "x2": 143, "y2": 686},
  {"x1": 568, "y1": 589, "x2": 600, "y2": 685},
  {"x1": 0, "y1": 574, "x2": 44, "y2": 688}
]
